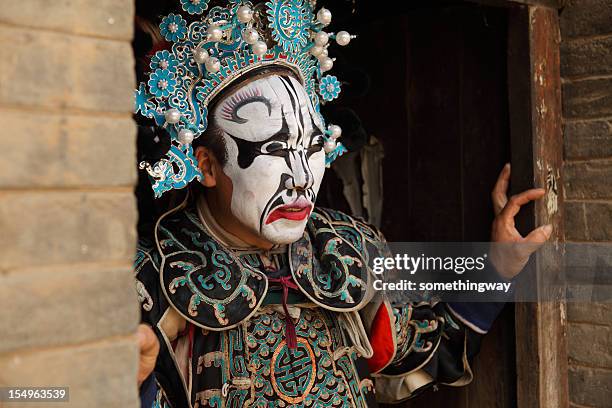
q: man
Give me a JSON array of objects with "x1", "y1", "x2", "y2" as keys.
[{"x1": 133, "y1": 1, "x2": 551, "y2": 406}]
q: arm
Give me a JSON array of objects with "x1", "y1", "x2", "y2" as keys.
[{"x1": 373, "y1": 164, "x2": 552, "y2": 402}]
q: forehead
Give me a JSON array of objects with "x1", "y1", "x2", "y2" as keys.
[{"x1": 213, "y1": 73, "x2": 323, "y2": 142}]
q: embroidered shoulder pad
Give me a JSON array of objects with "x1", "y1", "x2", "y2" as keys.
[
  {"x1": 155, "y1": 206, "x2": 268, "y2": 330},
  {"x1": 289, "y1": 207, "x2": 389, "y2": 312}
]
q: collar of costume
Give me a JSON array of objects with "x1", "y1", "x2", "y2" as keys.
[
  {"x1": 154, "y1": 199, "x2": 387, "y2": 330},
  {"x1": 136, "y1": 0, "x2": 351, "y2": 197}
]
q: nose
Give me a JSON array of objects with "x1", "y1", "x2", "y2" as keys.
[{"x1": 285, "y1": 151, "x2": 313, "y2": 190}]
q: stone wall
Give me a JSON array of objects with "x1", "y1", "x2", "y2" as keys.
[
  {"x1": 560, "y1": 0, "x2": 612, "y2": 406},
  {"x1": 0, "y1": 1, "x2": 140, "y2": 406}
]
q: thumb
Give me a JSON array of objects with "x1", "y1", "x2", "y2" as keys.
[
  {"x1": 525, "y1": 224, "x2": 553, "y2": 243},
  {"x1": 520, "y1": 224, "x2": 552, "y2": 257}
]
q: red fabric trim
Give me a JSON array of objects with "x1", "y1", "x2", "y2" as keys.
[{"x1": 366, "y1": 303, "x2": 395, "y2": 373}]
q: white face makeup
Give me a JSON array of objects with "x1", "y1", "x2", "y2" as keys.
[{"x1": 213, "y1": 73, "x2": 326, "y2": 244}]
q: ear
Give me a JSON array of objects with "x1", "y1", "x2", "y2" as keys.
[{"x1": 194, "y1": 146, "x2": 218, "y2": 188}]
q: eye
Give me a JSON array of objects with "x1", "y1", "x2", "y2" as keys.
[
  {"x1": 307, "y1": 134, "x2": 324, "y2": 155},
  {"x1": 261, "y1": 139, "x2": 288, "y2": 156}
]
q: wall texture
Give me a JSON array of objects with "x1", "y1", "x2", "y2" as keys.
[
  {"x1": 0, "y1": 1, "x2": 140, "y2": 406},
  {"x1": 560, "y1": 0, "x2": 612, "y2": 407}
]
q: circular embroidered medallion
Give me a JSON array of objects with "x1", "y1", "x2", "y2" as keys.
[
  {"x1": 266, "y1": 0, "x2": 311, "y2": 53},
  {"x1": 270, "y1": 338, "x2": 316, "y2": 403}
]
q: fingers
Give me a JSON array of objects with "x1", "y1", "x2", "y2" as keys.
[
  {"x1": 492, "y1": 163, "x2": 511, "y2": 215},
  {"x1": 500, "y1": 188, "x2": 546, "y2": 219},
  {"x1": 137, "y1": 324, "x2": 160, "y2": 386}
]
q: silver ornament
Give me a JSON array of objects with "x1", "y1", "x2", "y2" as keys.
[
  {"x1": 242, "y1": 28, "x2": 259, "y2": 45},
  {"x1": 207, "y1": 25, "x2": 223, "y2": 41},
  {"x1": 320, "y1": 57, "x2": 333, "y2": 72},
  {"x1": 205, "y1": 57, "x2": 220, "y2": 73},
  {"x1": 252, "y1": 40, "x2": 268, "y2": 56},
  {"x1": 178, "y1": 129, "x2": 194, "y2": 145},
  {"x1": 324, "y1": 139, "x2": 337, "y2": 153},
  {"x1": 336, "y1": 31, "x2": 352, "y2": 46},
  {"x1": 316, "y1": 8, "x2": 332, "y2": 25},
  {"x1": 314, "y1": 31, "x2": 329, "y2": 46},
  {"x1": 328, "y1": 124, "x2": 342, "y2": 139},
  {"x1": 164, "y1": 109, "x2": 181, "y2": 124},
  {"x1": 193, "y1": 47, "x2": 209, "y2": 64},
  {"x1": 237, "y1": 5, "x2": 254, "y2": 23}
]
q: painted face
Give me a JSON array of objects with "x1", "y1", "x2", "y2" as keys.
[{"x1": 213, "y1": 73, "x2": 326, "y2": 244}]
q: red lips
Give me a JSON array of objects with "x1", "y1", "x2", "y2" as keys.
[{"x1": 265, "y1": 197, "x2": 313, "y2": 224}]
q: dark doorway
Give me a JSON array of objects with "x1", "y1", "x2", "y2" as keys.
[{"x1": 318, "y1": 1, "x2": 516, "y2": 406}]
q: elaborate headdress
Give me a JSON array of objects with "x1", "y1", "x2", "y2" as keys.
[{"x1": 136, "y1": 0, "x2": 353, "y2": 197}]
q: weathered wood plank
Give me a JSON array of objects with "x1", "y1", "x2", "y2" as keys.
[
  {"x1": 466, "y1": 0, "x2": 565, "y2": 10},
  {"x1": 507, "y1": 5, "x2": 569, "y2": 408}
]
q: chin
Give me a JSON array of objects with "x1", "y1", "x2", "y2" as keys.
[{"x1": 261, "y1": 218, "x2": 308, "y2": 244}]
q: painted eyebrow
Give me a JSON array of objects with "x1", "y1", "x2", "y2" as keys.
[{"x1": 219, "y1": 87, "x2": 272, "y2": 124}]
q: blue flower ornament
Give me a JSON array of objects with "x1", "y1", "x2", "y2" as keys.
[
  {"x1": 181, "y1": 0, "x2": 209, "y2": 15},
  {"x1": 319, "y1": 75, "x2": 341, "y2": 101},
  {"x1": 135, "y1": 1, "x2": 356, "y2": 197},
  {"x1": 160, "y1": 13, "x2": 187, "y2": 42}
]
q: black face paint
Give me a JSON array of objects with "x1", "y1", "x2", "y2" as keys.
[
  {"x1": 258, "y1": 173, "x2": 292, "y2": 231},
  {"x1": 226, "y1": 95, "x2": 272, "y2": 124},
  {"x1": 227, "y1": 113, "x2": 290, "y2": 169}
]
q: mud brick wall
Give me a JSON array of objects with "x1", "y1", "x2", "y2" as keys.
[
  {"x1": 0, "y1": 1, "x2": 140, "y2": 406},
  {"x1": 560, "y1": 0, "x2": 612, "y2": 406}
]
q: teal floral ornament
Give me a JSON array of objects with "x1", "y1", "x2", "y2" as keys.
[
  {"x1": 325, "y1": 142, "x2": 348, "y2": 167},
  {"x1": 134, "y1": 83, "x2": 155, "y2": 116},
  {"x1": 135, "y1": 1, "x2": 356, "y2": 197},
  {"x1": 148, "y1": 69, "x2": 177, "y2": 99},
  {"x1": 266, "y1": 0, "x2": 312, "y2": 53},
  {"x1": 319, "y1": 75, "x2": 341, "y2": 101},
  {"x1": 150, "y1": 50, "x2": 179, "y2": 73},
  {"x1": 160, "y1": 13, "x2": 187, "y2": 42},
  {"x1": 139, "y1": 145, "x2": 203, "y2": 198},
  {"x1": 180, "y1": 0, "x2": 209, "y2": 15}
]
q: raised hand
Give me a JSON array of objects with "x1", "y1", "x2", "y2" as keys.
[{"x1": 489, "y1": 163, "x2": 552, "y2": 280}]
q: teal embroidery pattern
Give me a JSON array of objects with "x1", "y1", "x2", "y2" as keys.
[
  {"x1": 157, "y1": 206, "x2": 268, "y2": 329},
  {"x1": 245, "y1": 308, "x2": 370, "y2": 407},
  {"x1": 289, "y1": 208, "x2": 388, "y2": 310}
]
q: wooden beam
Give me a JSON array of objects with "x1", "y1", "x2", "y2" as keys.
[
  {"x1": 507, "y1": 5, "x2": 569, "y2": 408},
  {"x1": 508, "y1": 0, "x2": 565, "y2": 8},
  {"x1": 465, "y1": 0, "x2": 565, "y2": 10}
]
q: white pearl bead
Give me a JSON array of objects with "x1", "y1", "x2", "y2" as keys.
[
  {"x1": 317, "y1": 48, "x2": 328, "y2": 59},
  {"x1": 242, "y1": 28, "x2": 259, "y2": 45},
  {"x1": 207, "y1": 25, "x2": 223, "y2": 41},
  {"x1": 252, "y1": 40, "x2": 267, "y2": 56},
  {"x1": 310, "y1": 45, "x2": 324, "y2": 57},
  {"x1": 165, "y1": 109, "x2": 181, "y2": 124},
  {"x1": 324, "y1": 139, "x2": 337, "y2": 153},
  {"x1": 178, "y1": 129, "x2": 194, "y2": 145},
  {"x1": 314, "y1": 31, "x2": 329, "y2": 46},
  {"x1": 193, "y1": 47, "x2": 209, "y2": 64},
  {"x1": 336, "y1": 31, "x2": 351, "y2": 46},
  {"x1": 316, "y1": 8, "x2": 332, "y2": 25},
  {"x1": 237, "y1": 5, "x2": 254, "y2": 23},
  {"x1": 205, "y1": 57, "x2": 220, "y2": 73},
  {"x1": 328, "y1": 124, "x2": 342, "y2": 139},
  {"x1": 320, "y1": 57, "x2": 333, "y2": 72}
]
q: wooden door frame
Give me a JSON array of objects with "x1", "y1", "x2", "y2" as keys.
[{"x1": 467, "y1": 0, "x2": 569, "y2": 406}]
